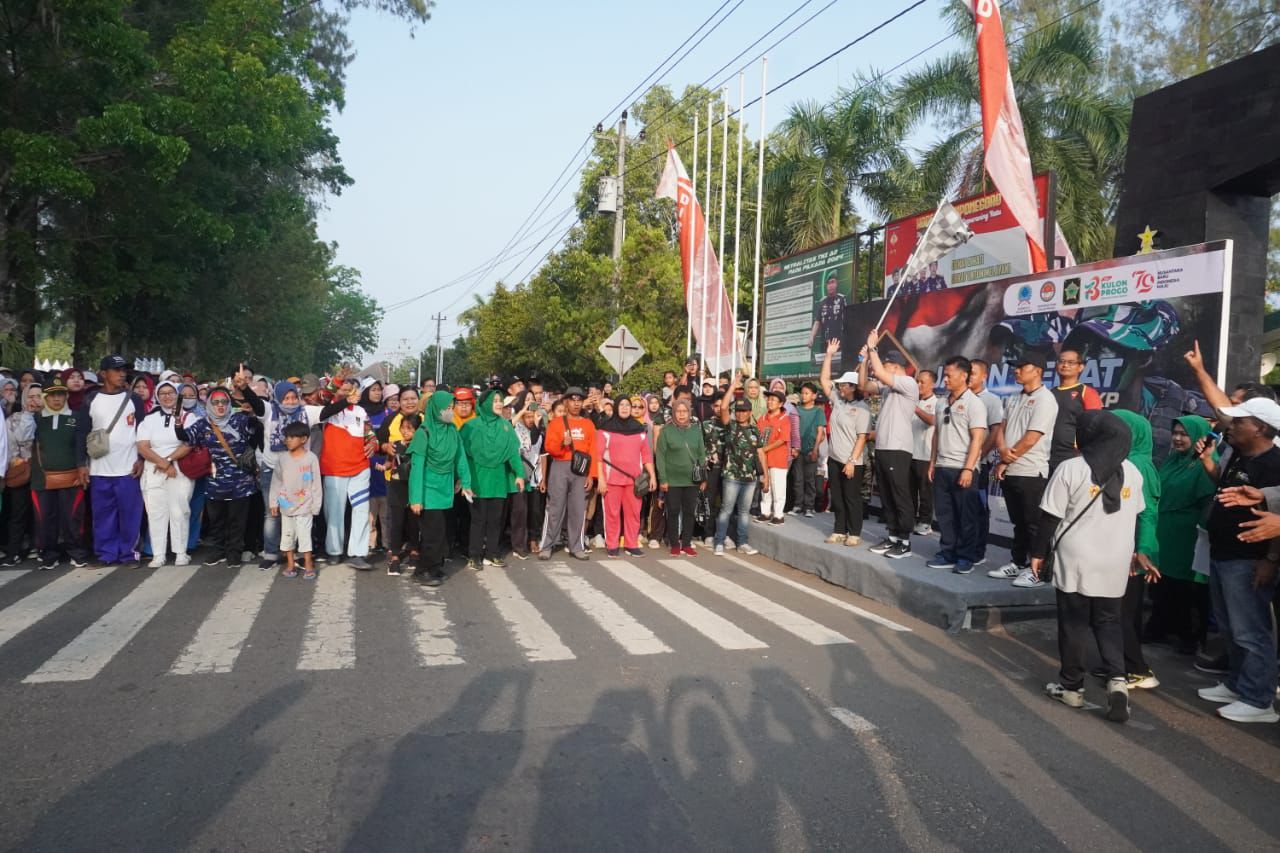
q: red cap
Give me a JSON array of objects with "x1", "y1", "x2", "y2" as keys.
[{"x1": 454, "y1": 386, "x2": 476, "y2": 402}]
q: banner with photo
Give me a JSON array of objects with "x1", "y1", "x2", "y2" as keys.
[
  {"x1": 846, "y1": 241, "x2": 1233, "y2": 535},
  {"x1": 761, "y1": 235, "x2": 856, "y2": 378}
]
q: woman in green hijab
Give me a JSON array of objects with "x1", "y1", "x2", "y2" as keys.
[
  {"x1": 1148, "y1": 414, "x2": 1217, "y2": 654},
  {"x1": 460, "y1": 389, "x2": 524, "y2": 569},
  {"x1": 408, "y1": 391, "x2": 473, "y2": 586},
  {"x1": 1111, "y1": 409, "x2": 1162, "y2": 688}
]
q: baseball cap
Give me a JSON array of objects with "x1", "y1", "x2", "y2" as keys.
[
  {"x1": 834, "y1": 371, "x2": 859, "y2": 385},
  {"x1": 563, "y1": 386, "x2": 586, "y2": 399},
  {"x1": 1220, "y1": 398, "x2": 1280, "y2": 431},
  {"x1": 453, "y1": 386, "x2": 476, "y2": 401},
  {"x1": 99, "y1": 354, "x2": 128, "y2": 371},
  {"x1": 298, "y1": 373, "x2": 320, "y2": 394},
  {"x1": 764, "y1": 389, "x2": 786, "y2": 402},
  {"x1": 732, "y1": 398, "x2": 752, "y2": 412},
  {"x1": 881, "y1": 351, "x2": 908, "y2": 366},
  {"x1": 502, "y1": 395, "x2": 518, "y2": 407}
]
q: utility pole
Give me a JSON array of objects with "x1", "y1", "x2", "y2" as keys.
[
  {"x1": 611, "y1": 110, "x2": 626, "y2": 266},
  {"x1": 431, "y1": 313, "x2": 445, "y2": 384}
]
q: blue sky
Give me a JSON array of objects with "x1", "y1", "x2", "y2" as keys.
[{"x1": 316, "y1": 0, "x2": 961, "y2": 363}]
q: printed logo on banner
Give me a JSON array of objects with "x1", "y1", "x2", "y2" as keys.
[
  {"x1": 1039, "y1": 282, "x2": 1056, "y2": 302},
  {"x1": 1063, "y1": 277, "x2": 1081, "y2": 305},
  {"x1": 1135, "y1": 269, "x2": 1154, "y2": 294},
  {"x1": 1017, "y1": 284, "x2": 1033, "y2": 308}
]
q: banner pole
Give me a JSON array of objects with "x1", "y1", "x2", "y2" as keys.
[
  {"x1": 716, "y1": 88, "x2": 730, "y2": 378},
  {"x1": 732, "y1": 72, "x2": 745, "y2": 374},
  {"x1": 688, "y1": 116, "x2": 698, "y2": 359},
  {"x1": 750, "y1": 57, "x2": 767, "y2": 377},
  {"x1": 873, "y1": 197, "x2": 946, "y2": 333},
  {"x1": 701, "y1": 98, "x2": 713, "y2": 380}
]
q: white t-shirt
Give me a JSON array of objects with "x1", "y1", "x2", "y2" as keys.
[
  {"x1": 136, "y1": 409, "x2": 195, "y2": 460},
  {"x1": 88, "y1": 391, "x2": 141, "y2": 477},
  {"x1": 1040, "y1": 457, "x2": 1145, "y2": 598},
  {"x1": 872, "y1": 374, "x2": 919, "y2": 453},
  {"x1": 1002, "y1": 386, "x2": 1058, "y2": 477},
  {"x1": 911, "y1": 395, "x2": 938, "y2": 461}
]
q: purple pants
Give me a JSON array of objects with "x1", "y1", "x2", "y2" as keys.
[{"x1": 90, "y1": 475, "x2": 144, "y2": 563}]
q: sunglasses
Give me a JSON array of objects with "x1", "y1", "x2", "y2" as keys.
[{"x1": 943, "y1": 404, "x2": 952, "y2": 425}]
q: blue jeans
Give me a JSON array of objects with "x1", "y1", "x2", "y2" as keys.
[
  {"x1": 715, "y1": 479, "x2": 757, "y2": 547},
  {"x1": 932, "y1": 467, "x2": 984, "y2": 564},
  {"x1": 1209, "y1": 557, "x2": 1279, "y2": 709},
  {"x1": 260, "y1": 468, "x2": 281, "y2": 560},
  {"x1": 187, "y1": 477, "x2": 207, "y2": 551}
]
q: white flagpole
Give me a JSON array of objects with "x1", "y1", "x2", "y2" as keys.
[
  {"x1": 716, "y1": 88, "x2": 729, "y2": 379},
  {"x1": 732, "y1": 71, "x2": 745, "y2": 375},
  {"x1": 689, "y1": 115, "x2": 698, "y2": 359},
  {"x1": 873, "y1": 196, "x2": 947, "y2": 333},
  {"x1": 750, "y1": 57, "x2": 767, "y2": 377},
  {"x1": 701, "y1": 98, "x2": 713, "y2": 381}
]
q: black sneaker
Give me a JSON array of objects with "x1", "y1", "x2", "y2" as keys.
[
  {"x1": 488, "y1": 557, "x2": 507, "y2": 569},
  {"x1": 69, "y1": 558, "x2": 89, "y2": 569},
  {"x1": 38, "y1": 557, "x2": 59, "y2": 571},
  {"x1": 227, "y1": 561, "x2": 243, "y2": 570},
  {"x1": 1194, "y1": 653, "x2": 1229, "y2": 675},
  {"x1": 2, "y1": 554, "x2": 22, "y2": 567},
  {"x1": 511, "y1": 549, "x2": 529, "y2": 561},
  {"x1": 625, "y1": 548, "x2": 645, "y2": 557},
  {"x1": 421, "y1": 570, "x2": 445, "y2": 587},
  {"x1": 386, "y1": 560, "x2": 403, "y2": 576},
  {"x1": 868, "y1": 539, "x2": 894, "y2": 555},
  {"x1": 606, "y1": 548, "x2": 620, "y2": 557},
  {"x1": 258, "y1": 558, "x2": 276, "y2": 571},
  {"x1": 885, "y1": 543, "x2": 912, "y2": 560},
  {"x1": 770, "y1": 516, "x2": 785, "y2": 525},
  {"x1": 203, "y1": 556, "x2": 227, "y2": 567}
]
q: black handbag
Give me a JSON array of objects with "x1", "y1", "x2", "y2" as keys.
[
  {"x1": 603, "y1": 433, "x2": 653, "y2": 497},
  {"x1": 685, "y1": 442, "x2": 707, "y2": 484},
  {"x1": 563, "y1": 416, "x2": 592, "y2": 476}
]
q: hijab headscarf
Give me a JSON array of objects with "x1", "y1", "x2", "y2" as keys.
[
  {"x1": 62, "y1": 368, "x2": 86, "y2": 411},
  {"x1": 466, "y1": 388, "x2": 516, "y2": 469},
  {"x1": 1075, "y1": 410, "x2": 1130, "y2": 514},
  {"x1": 600, "y1": 396, "x2": 645, "y2": 435},
  {"x1": 133, "y1": 374, "x2": 156, "y2": 413},
  {"x1": 152, "y1": 379, "x2": 182, "y2": 429},
  {"x1": 1159, "y1": 415, "x2": 1217, "y2": 511},
  {"x1": 1113, "y1": 408, "x2": 1161, "y2": 559},
  {"x1": 358, "y1": 380, "x2": 386, "y2": 418},
  {"x1": 415, "y1": 390, "x2": 461, "y2": 475},
  {"x1": 269, "y1": 380, "x2": 307, "y2": 452},
  {"x1": 205, "y1": 387, "x2": 237, "y2": 436},
  {"x1": 179, "y1": 383, "x2": 204, "y2": 419}
]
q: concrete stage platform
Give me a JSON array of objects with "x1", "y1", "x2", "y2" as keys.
[{"x1": 742, "y1": 513, "x2": 1054, "y2": 632}]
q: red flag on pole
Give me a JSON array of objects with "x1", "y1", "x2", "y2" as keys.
[
  {"x1": 656, "y1": 144, "x2": 736, "y2": 373},
  {"x1": 970, "y1": 0, "x2": 1047, "y2": 273}
]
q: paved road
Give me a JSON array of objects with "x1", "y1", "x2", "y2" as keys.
[{"x1": 0, "y1": 549, "x2": 1276, "y2": 851}]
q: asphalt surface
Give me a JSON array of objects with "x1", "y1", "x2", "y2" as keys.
[{"x1": 0, "y1": 544, "x2": 1276, "y2": 852}]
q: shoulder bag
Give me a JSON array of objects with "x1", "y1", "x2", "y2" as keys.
[
  {"x1": 173, "y1": 414, "x2": 211, "y2": 479},
  {"x1": 35, "y1": 441, "x2": 79, "y2": 491},
  {"x1": 684, "y1": 434, "x2": 707, "y2": 484},
  {"x1": 211, "y1": 422, "x2": 256, "y2": 473},
  {"x1": 563, "y1": 415, "x2": 592, "y2": 477},
  {"x1": 1041, "y1": 478, "x2": 1107, "y2": 583},
  {"x1": 86, "y1": 393, "x2": 131, "y2": 459},
  {"x1": 603, "y1": 432, "x2": 652, "y2": 497}
]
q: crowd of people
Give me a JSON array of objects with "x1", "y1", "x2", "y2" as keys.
[{"x1": 0, "y1": 334, "x2": 1276, "y2": 724}]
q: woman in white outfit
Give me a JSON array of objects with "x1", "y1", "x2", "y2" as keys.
[{"x1": 136, "y1": 380, "x2": 196, "y2": 567}]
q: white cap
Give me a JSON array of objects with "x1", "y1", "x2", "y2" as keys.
[
  {"x1": 834, "y1": 371, "x2": 859, "y2": 385},
  {"x1": 1220, "y1": 398, "x2": 1280, "y2": 431},
  {"x1": 359, "y1": 376, "x2": 378, "y2": 391}
]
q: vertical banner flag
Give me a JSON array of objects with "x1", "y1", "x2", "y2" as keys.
[
  {"x1": 970, "y1": 0, "x2": 1047, "y2": 273},
  {"x1": 656, "y1": 144, "x2": 736, "y2": 373}
]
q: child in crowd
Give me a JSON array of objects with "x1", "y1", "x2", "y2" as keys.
[
  {"x1": 269, "y1": 420, "x2": 322, "y2": 579},
  {"x1": 383, "y1": 413, "x2": 420, "y2": 575}
]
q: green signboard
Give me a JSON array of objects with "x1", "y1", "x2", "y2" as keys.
[{"x1": 760, "y1": 235, "x2": 856, "y2": 378}]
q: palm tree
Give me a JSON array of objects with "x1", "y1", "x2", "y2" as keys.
[
  {"x1": 764, "y1": 80, "x2": 908, "y2": 255},
  {"x1": 891, "y1": 12, "x2": 1130, "y2": 262}
]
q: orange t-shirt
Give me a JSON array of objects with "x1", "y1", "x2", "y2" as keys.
[
  {"x1": 544, "y1": 415, "x2": 600, "y2": 479},
  {"x1": 758, "y1": 410, "x2": 791, "y2": 470}
]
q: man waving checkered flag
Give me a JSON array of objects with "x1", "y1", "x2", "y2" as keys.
[{"x1": 902, "y1": 199, "x2": 974, "y2": 282}]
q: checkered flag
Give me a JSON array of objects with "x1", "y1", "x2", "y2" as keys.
[{"x1": 902, "y1": 199, "x2": 974, "y2": 281}]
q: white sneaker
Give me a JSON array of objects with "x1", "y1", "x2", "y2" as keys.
[
  {"x1": 1197, "y1": 683, "x2": 1241, "y2": 704},
  {"x1": 638, "y1": 535, "x2": 648, "y2": 546},
  {"x1": 1106, "y1": 677, "x2": 1130, "y2": 723},
  {"x1": 241, "y1": 551, "x2": 256, "y2": 563},
  {"x1": 174, "y1": 554, "x2": 191, "y2": 567},
  {"x1": 725, "y1": 538, "x2": 735, "y2": 549},
  {"x1": 147, "y1": 557, "x2": 166, "y2": 569},
  {"x1": 591, "y1": 534, "x2": 606, "y2": 549},
  {"x1": 845, "y1": 536, "x2": 860, "y2": 547},
  {"x1": 703, "y1": 537, "x2": 715, "y2": 547},
  {"x1": 1011, "y1": 568, "x2": 1045, "y2": 588},
  {"x1": 987, "y1": 562, "x2": 1021, "y2": 579},
  {"x1": 1045, "y1": 682, "x2": 1084, "y2": 708},
  {"x1": 714, "y1": 545, "x2": 725, "y2": 556},
  {"x1": 913, "y1": 523, "x2": 932, "y2": 536},
  {"x1": 824, "y1": 533, "x2": 847, "y2": 545},
  {"x1": 647, "y1": 538, "x2": 661, "y2": 550},
  {"x1": 739, "y1": 544, "x2": 758, "y2": 556},
  {"x1": 1217, "y1": 700, "x2": 1279, "y2": 723}
]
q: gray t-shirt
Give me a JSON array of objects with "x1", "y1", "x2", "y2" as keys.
[
  {"x1": 1002, "y1": 385, "x2": 1058, "y2": 477},
  {"x1": 872, "y1": 374, "x2": 919, "y2": 453},
  {"x1": 828, "y1": 398, "x2": 871, "y2": 465},
  {"x1": 934, "y1": 389, "x2": 988, "y2": 469},
  {"x1": 911, "y1": 395, "x2": 938, "y2": 461},
  {"x1": 1040, "y1": 457, "x2": 1145, "y2": 598}
]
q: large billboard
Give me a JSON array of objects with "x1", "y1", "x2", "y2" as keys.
[
  {"x1": 846, "y1": 241, "x2": 1233, "y2": 533},
  {"x1": 882, "y1": 174, "x2": 1051, "y2": 295},
  {"x1": 761, "y1": 235, "x2": 856, "y2": 378}
]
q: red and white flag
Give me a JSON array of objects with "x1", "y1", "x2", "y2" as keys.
[
  {"x1": 656, "y1": 144, "x2": 736, "y2": 373},
  {"x1": 970, "y1": 0, "x2": 1047, "y2": 273}
]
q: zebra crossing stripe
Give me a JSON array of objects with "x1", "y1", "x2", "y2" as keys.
[
  {"x1": 544, "y1": 563, "x2": 672, "y2": 656},
  {"x1": 0, "y1": 567, "x2": 118, "y2": 653},
  {"x1": 404, "y1": 588, "x2": 464, "y2": 667},
  {"x1": 661, "y1": 560, "x2": 853, "y2": 645},
  {"x1": 297, "y1": 567, "x2": 356, "y2": 670},
  {"x1": 599, "y1": 559, "x2": 766, "y2": 650},
  {"x1": 475, "y1": 568, "x2": 575, "y2": 662},
  {"x1": 720, "y1": 554, "x2": 913, "y2": 633},
  {"x1": 170, "y1": 566, "x2": 276, "y2": 675},
  {"x1": 25, "y1": 567, "x2": 196, "y2": 683},
  {"x1": 0, "y1": 569, "x2": 31, "y2": 589}
]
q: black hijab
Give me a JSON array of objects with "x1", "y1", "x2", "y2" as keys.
[
  {"x1": 358, "y1": 382, "x2": 386, "y2": 418},
  {"x1": 1075, "y1": 410, "x2": 1130, "y2": 514},
  {"x1": 599, "y1": 396, "x2": 646, "y2": 436}
]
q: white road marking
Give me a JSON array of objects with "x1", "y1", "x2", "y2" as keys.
[
  {"x1": 0, "y1": 569, "x2": 31, "y2": 588},
  {"x1": 600, "y1": 559, "x2": 766, "y2": 650},
  {"x1": 721, "y1": 554, "x2": 913, "y2": 632},
  {"x1": 25, "y1": 568, "x2": 195, "y2": 683},
  {"x1": 544, "y1": 563, "x2": 672, "y2": 655},
  {"x1": 476, "y1": 569, "x2": 575, "y2": 662},
  {"x1": 404, "y1": 588, "x2": 464, "y2": 667},
  {"x1": 0, "y1": 567, "x2": 118, "y2": 652},
  {"x1": 297, "y1": 567, "x2": 356, "y2": 670},
  {"x1": 662, "y1": 560, "x2": 853, "y2": 645},
  {"x1": 828, "y1": 706, "x2": 877, "y2": 734},
  {"x1": 170, "y1": 566, "x2": 275, "y2": 675}
]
